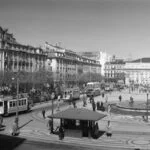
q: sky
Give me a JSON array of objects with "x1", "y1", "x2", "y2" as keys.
[{"x1": 0, "y1": 0, "x2": 150, "y2": 59}]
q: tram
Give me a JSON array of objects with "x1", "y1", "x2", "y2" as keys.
[
  {"x1": 0, "y1": 95, "x2": 31, "y2": 116},
  {"x1": 86, "y1": 82, "x2": 101, "y2": 97},
  {"x1": 63, "y1": 87, "x2": 80, "y2": 102}
]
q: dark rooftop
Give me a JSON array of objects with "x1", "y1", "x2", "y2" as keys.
[
  {"x1": 131, "y1": 58, "x2": 150, "y2": 63},
  {"x1": 49, "y1": 108, "x2": 107, "y2": 121}
]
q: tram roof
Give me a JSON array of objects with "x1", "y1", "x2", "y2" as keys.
[{"x1": 49, "y1": 108, "x2": 107, "y2": 121}]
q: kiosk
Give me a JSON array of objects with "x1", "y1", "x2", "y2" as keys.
[{"x1": 49, "y1": 108, "x2": 107, "y2": 139}]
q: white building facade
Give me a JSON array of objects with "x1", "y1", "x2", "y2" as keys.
[
  {"x1": 99, "y1": 51, "x2": 112, "y2": 76},
  {"x1": 124, "y1": 58, "x2": 150, "y2": 86}
]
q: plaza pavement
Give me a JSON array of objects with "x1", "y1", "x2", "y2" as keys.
[{"x1": 1, "y1": 90, "x2": 150, "y2": 150}]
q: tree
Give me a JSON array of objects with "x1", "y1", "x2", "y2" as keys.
[
  {"x1": 77, "y1": 72, "x2": 103, "y2": 87},
  {"x1": 31, "y1": 68, "x2": 53, "y2": 90}
]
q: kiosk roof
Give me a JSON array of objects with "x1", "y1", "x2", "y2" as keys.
[{"x1": 49, "y1": 108, "x2": 107, "y2": 121}]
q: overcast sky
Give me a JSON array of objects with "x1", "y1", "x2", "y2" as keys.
[{"x1": 0, "y1": 0, "x2": 150, "y2": 59}]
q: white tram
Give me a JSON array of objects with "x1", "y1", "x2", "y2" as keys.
[{"x1": 0, "y1": 95, "x2": 31, "y2": 116}]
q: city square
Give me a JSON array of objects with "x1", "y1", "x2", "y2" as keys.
[
  {"x1": 1, "y1": 0, "x2": 150, "y2": 150},
  {"x1": 0, "y1": 89, "x2": 150, "y2": 150}
]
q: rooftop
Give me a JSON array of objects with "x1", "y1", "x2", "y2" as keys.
[
  {"x1": 131, "y1": 57, "x2": 150, "y2": 63},
  {"x1": 49, "y1": 108, "x2": 107, "y2": 121}
]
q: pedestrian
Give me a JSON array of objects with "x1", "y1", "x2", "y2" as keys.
[
  {"x1": 119, "y1": 95, "x2": 122, "y2": 102},
  {"x1": 89, "y1": 95, "x2": 93, "y2": 103},
  {"x1": 105, "y1": 94, "x2": 108, "y2": 103},
  {"x1": 59, "y1": 126, "x2": 65, "y2": 140},
  {"x1": 107, "y1": 104, "x2": 111, "y2": 115},
  {"x1": 0, "y1": 115, "x2": 3, "y2": 127},
  {"x1": 102, "y1": 92, "x2": 105, "y2": 98},
  {"x1": 106, "y1": 120, "x2": 112, "y2": 138},
  {"x1": 72, "y1": 101, "x2": 77, "y2": 108},
  {"x1": 57, "y1": 95, "x2": 61, "y2": 111},
  {"x1": 47, "y1": 118, "x2": 53, "y2": 133},
  {"x1": 42, "y1": 109, "x2": 46, "y2": 119},
  {"x1": 83, "y1": 92, "x2": 87, "y2": 107},
  {"x1": 11, "y1": 119, "x2": 20, "y2": 136},
  {"x1": 92, "y1": 99, "x2": 96, "y2": 111}
]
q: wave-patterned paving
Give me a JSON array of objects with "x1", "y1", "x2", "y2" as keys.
[{"x1": 18, "y1": 128, "x2": 150, "y2": 149}]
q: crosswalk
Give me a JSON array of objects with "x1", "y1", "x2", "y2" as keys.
[{"x1": 7, "y1": 127, "x2": 149, "y2": 150}]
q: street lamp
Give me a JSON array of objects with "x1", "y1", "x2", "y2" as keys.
[
  {"x1": 12, "y1": 76, "x2": 19, "y2": 129},
  {"x1": 146, "y1": 91, "x2": 149, "y2": 122},
  {"x1": 51, "y1": 92, "x2": 55, "y2": 133}
]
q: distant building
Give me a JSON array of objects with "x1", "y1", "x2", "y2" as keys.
[
  {"x1": 78, "y1": 51, "x2": 112, "y2": 76},
  {"x1": 45, "y1": 43, "x2": 101, "y2": 87},
  {"x1": 99, "y1": 51, "x2": 112, "y2": 76},
  {"x1": 104, "y1": 58, "x2": 125, "y2": 82},
  {"x1": 77, "y1": 51, "x2": 100, "y2": 60},
  {"x1": 124, "y1": 58, "x2": 150, "y2": 85}
]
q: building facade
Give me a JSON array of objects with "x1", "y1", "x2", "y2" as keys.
[
  {"x1": 124, "y1": 58, "x2": 150, "y2": 86},
  {"x1": 0, "y1": 26, "x2": 47, "y2": 73},
  {"x1": 99, "y1": 51, "x2": 112, "y2": 76},
  {"x1": 78, "y1": 51, "x2": 112, "y2": 76},
  {"x1": 44, "y1": 43, "x2": 101, "y2": 87},
  {"x1": 104, "y1": 59, "x2": 125, "y2": 82}
]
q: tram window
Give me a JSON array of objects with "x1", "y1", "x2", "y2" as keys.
[
  {"x1": 9, "y1": 102, "x2": 13, "y2": 107},
  {"x1": 24, "y1": 100, "x2": 26, "y2": 105},
  {"x1": 21, "y1": 100, "x2": 24, "y2": 105},
  {"x1": 19, "y1": 101, "x2": 21, "y2": 106},
  {"x1": 13, "y1": 101, "x2": 16, "y2": 107},
  {"x1": 0, "y1": 102, "x2": 3, "y2": 106},
  {"x1": 22, "y1": 100, "x2": 25, "y2": 105},
  {"x1": 21, "y1": 100, "x2": 23, "y2": 105}
]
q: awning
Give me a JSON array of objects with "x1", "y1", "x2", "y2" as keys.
[{"x1": 48, "y1": 108, "x2": 107, "y2": 121}]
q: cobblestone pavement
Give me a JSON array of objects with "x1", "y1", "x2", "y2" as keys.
[{"x1": 1, "y1": 90, "x2": 150, "y2": 150}]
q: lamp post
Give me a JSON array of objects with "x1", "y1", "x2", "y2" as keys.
[
  {"x1": 51, "y1": 92, "x2": 55, "y2": 133},
  {"x1": 146, "y1": 91, "x2": 149, "y2": 122},
  {"x1": 12, "y1": 76, "x2": 19, "y2": 130}
]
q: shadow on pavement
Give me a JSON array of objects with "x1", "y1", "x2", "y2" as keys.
[
  {"x1": 19, "y1": 119, "x2": 33, "y2": 130},
  {"x1": 0, "y1": 134, "x2": 26, "y2": 150}
]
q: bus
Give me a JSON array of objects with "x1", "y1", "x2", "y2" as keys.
[
  {"x1": 86, "y1": 82, "x2": 101, "y2": 97},
  {"x1": 0, "y1": 94, "x2": 32, "y2": 116}
]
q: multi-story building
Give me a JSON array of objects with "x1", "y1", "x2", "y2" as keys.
[
  {"x1": 0, "y1": 26, "x2": 47, "y2": 73},
  {"x1": 124, "y1": 58, "x2": 150, "y2": 85},
  {"x1": 78, "y1": 51, "x2": 112, "y2": 76},
  {"x1": 44, "y1": 43, "x2": 101, "y2": 87},
  {"x1": 104, "y1": 58, "x2": 125, "y2": 82},
  {"x1": 99, "y1": 51, "x2": 112, "y2": 76}
]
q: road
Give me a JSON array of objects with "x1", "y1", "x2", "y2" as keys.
[{"x1": 1, "y1": 89, "x2": 150, "y2": 150}]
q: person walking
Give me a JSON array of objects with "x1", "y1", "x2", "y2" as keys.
[
  {"x1": 119, "y1": 95, "x2": 122, "y2": 102},
  {"x1": 89, "y1": 95, "x2": 93, "y2": 103},
  {"x1": 83, "y1": 92, "x2": 87, "y2": 107},
  {"x1": 0, "y1": 115, "x2": 3, "y2": 127},
  {"x1": 42, "y1": 109, "x2": 46, "y2": 119},
  {"x1": 105, "y1": 94, "x2": 108, "y2": 103},
  {"x1": 47, "y1": 118, "x2": 53, "y2": 133},
  {"x1": 59, "y1": 125, "x2": 65, "y2": 140},
  {"x1": 57, "y1": 95, "x2": 61, "y2": 111},
  {"x1": 107, "y1": 104, "x2": 111, "y2": 116},
  {"x1": 92, "y1": 99, "x2": 96, "y2": 111},
  {"x1": 11, "y1": 119, "x2": 20, "y2": 136},
  {"x1": 106, "y1": 120, "x2": 112, "y2": 138}
]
